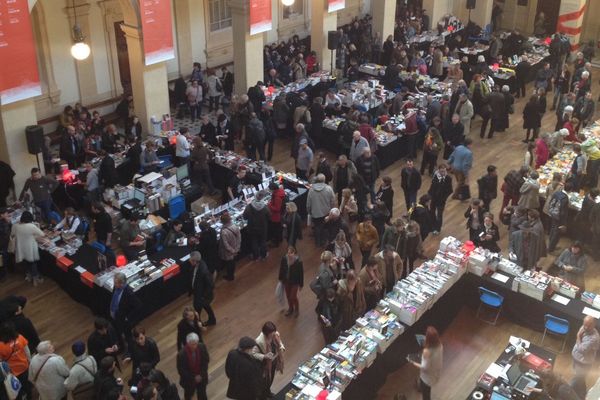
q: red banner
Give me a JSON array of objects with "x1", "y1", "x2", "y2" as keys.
[
  {"x1": 139, "y1": 0, "x2": 175, "y2": 66},
  {"x1": 328, "y1": 0, "x2": 345, "y2": 13},
  {"x1": 250, "y1": 0, "x2": 272, "y2": 35},
  {"x1": 0, "y1": 0, "x2": 41, "y2": 105},
  {"x1": 557, "y1": 0, "x2": 587, "y2": 52}
]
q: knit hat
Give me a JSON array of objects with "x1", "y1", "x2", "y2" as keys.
[
  {"x1": 72, "y1": 341, "x2": 86, "y2": 357},
  {"x1": 238, "y1": 336, "x2": 257, "y2": 350}
]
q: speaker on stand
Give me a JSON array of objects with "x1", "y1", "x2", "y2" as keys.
[
  {"x1": 327, "y1": 31, "x2": 339, "y2": 77},
  {"x1": 466, "y1": 0, "x2": 476, "y2": 22},
  {"x1": 25, "y1": 125, "x2": 44, "y2": 171}
]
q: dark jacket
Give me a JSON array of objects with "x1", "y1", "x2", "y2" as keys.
[
  {"x1": 113, "y1": 285, "x2": 142, "y2": 330},
  {"x1": 225, "y1": 349, "x2": 263, "y2": 400},
  {"x1": 477, "y1": 174, "x2": 498, "y2": 203},
  {"x1": 8, "y1": 314, "x2": 40, "y2": 353},
  {"x1": 197, "y1": 226, "x2": 219, "y2": 273},
  {"x1": 190, "y1": 260, "x2": 214, "y2": 310},
  {"x1": 131, "y1": 337, "x2": 160, "y2": 373},
  {"x1": 503, "y1": 170, "x2": 525, "y2": 197},
  {"x1": 177, "y1": 343, "x2": 210, "y2": 391},
  {"x1": 247, "y1": 86, "x2": 266, "y2": 114},
  {"x1": 355, "y1": 155, "x2": 380, "y2": 185},
  {"x1": 401, "y1": 167, "x2": 422, "y2": 193},
  {"x1": 548, "y1": 190, "x2": 569, "y2": 225},
  {"x1": 410, "y1": 203, "x2": 434, "y2": 239},
  {"x1": 488, "y1": 91, "x2": 506, "y2": 121},
  {"x1": 99, "y1": 155, "x2": 118, "y2": 188},
  {"x1": 316, "y1": 159, "x2": 333, "y2": 183},
  {"x1": 87, "y1": 326, "x2": 119, "y2": 364},
  {"x1": 523, "y1": 101, "x2": 542, "y2": 129},
  {"x1": 279, "y1": 256, "x2": 304, "y2": 287},
  {"x1": 475, "y1": 223, "x2": 501, "y2": 252},
  {"x1": 285, "y1": 212, "x2": 303, "y2": 245},
  {"x1": 428, "y1": 172, "x2": 453, "y2": 205},
  {"x1": 515, "y1": 61, "x2": 531, "y2": 82},
  {"x1": 60, "y1": 134, "x2": 80, "y2": 163},
  {"x1": 176, "y1": 318, "x2": 203, "y2": 350},
  {"x1": 243, "y1": 200, "x2": 271, "y2": 236},
  {"x1": 94, "y1": 370, "x2": 121, "y2": 400}
]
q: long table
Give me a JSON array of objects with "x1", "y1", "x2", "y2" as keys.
[
  {"x1": 319, "y1": 127, "x2": 407, "y2": 170},
  {"x1": 276, "y1": 267, "x2": 600, "y2": 399},
  {"x1": 39, "y1": 245, "x2": 191, "y2": 319}
]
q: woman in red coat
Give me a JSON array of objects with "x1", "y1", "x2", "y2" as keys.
[
  {"x1": 563, "y1": 117, "x2": 581, "y2": 143},
  {"x1": 268, "y1": 181, "x2": 286, "y2": 246},
  {"x1": 534, "y1": 133, "x2": 550, "y2": 169}
]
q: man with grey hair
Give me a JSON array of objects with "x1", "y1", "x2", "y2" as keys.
[
  {"x1": 571, "y1": 316, "x2": 599, "y2": 397},
  {"x1": 324, "y1": 207, "x2": 350, "y2": 244},
  {"x1": 307, "y1": 173, "x2": 337, "y2": 247},
  {"x1": 177, "y1": 332, "x2": 210, "y2": 400},
  {"x1": 295, "y1": 138, "x2": 313, "y2": 181},
  {"x1": 110, "y1": 271, "x2": 141, "y2": 357},
  {"x1": 189, "y1": 251, "x2": 216, "y2": 326},
  {"x1": 29, "y1": 340, "x2": 70, "y2": 400},
  {"x1": 291, "y1": 123, "x2": 313, "y2": 161},
  {"x1": 349, "y1": 131, "x2": 369, "y2": 163},
  {"x1": 355, "y1": 148, "x2": 381, "y2": 203}
]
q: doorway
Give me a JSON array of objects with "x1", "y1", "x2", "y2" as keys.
[
  {"x1": 535, "y1": 0, "x2": 561, "y2": 36},
  {"x1": 114, "y1": 21, "x2": 132, "y2": 93}
]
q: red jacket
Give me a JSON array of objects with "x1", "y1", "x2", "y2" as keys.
[
  {"x1": 268, "y1": 188, "x2": 286, "y2": 223},
  {"x1": 535, "y1": 139, "x2": 549, "y2": 169},
  {"x1": 563, "y1": 121, "x2": 580, "y2": 143},
  {"x1": 358, "y1": 123, "x2": 376, "y2": 143}
]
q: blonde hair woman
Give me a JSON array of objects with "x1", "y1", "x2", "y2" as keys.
[{"x1": 339, "y1": 188, "x2": 358, "y2": 235}]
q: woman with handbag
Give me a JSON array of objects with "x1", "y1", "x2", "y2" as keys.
[
  {"x1": 326, "y1": 231, "x2": 354, "y2": 275},
  {"x1": 252, "y1": 322, "x2": 285, "y2": 398},
  {"x1": 10, "y1": 211, "x2": 44, "y2": 287},
  {"x1": 278, "y1": 247, "x2": 304, "y2": 317},
  {"x1": 0, "y1": 323, "x2": 32, "y2": 400}
]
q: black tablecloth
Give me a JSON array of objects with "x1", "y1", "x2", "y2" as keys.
[
  {"x1": 39, "y1": 245, "x2": 191, "y2": 319},
  {"x1": 319, "y1": 128, "x2": 406, "y2": 170}
]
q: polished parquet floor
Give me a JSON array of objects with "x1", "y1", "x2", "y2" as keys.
[{"x1": 2, "y1": 76, "x2": 600, "y2": 400}]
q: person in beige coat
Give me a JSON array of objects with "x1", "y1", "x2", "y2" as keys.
[
  {"x1": 374, "y1": 246, "x2": 404, "y2": 293},
  {"x1": 339, "y1": 188, "x2": 358, "y2": 235},
  {"x1": 10, "y1": 211, "x2": 45, "y2": 286},
  {"x1": 252, "y1": 322, "x2": 285, "y2": 398},
  {"x1": 337, "y1": 270, "x2": 366, "y2": 330},
  {"x1": 29, "y1": 341, "x2": 70, "y2": 400},
  {"x1": 518, "y1": 171, "x2": 541, "y2": 210},
  {"x1": 358, "y1": 257, "x2": 384, "y2": 309},
  {"x1": 456, "y1": 93, "x2": 474, "y2": 135}
]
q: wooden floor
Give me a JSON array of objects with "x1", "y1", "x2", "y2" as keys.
[{"x1": 2, "y1": 76, "x2": 600, "y2": 400}]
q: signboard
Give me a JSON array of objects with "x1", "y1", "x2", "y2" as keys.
[
  {"x1": 328, "y1": 0, "x2": 345, "y2": 13},
  {"x1": 557, "y1": 0, "x2": 587, "y2": 52},
  {"x1": 250, "y1": 0, "x2": 272, "y2": 35},
  {"x1": 139, "y1": 0, "x2": 175, "y2": 65},
  {"x1": 0, "y1": 0, "x2": 41, "y2": 105}
]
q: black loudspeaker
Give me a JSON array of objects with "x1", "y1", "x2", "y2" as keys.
[
  {"x1": 25, "y1": 125, "x2": 44, "y2": 155},
  {"x1": 466, "y1": 0, "x2": 476, "y2": 9},
  {"x1": 327, "y1": 31, "x2": 339, "y2": 50}
]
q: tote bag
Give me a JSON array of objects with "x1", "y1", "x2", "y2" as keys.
[{"x1": 1, "y1": 361, "x2": 21, "y2": 400}]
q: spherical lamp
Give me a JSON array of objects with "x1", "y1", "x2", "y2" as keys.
[
  {"x1": 71, "y1": 42, "x2": 91, "y2": 61},
  {"x1": 281, "y1": 0, "x2": 295, "y2": 6}
]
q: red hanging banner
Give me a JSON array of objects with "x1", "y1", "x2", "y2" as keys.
[
  {"x1": 557, "y1": 0, "x2": 587, "y2": 51},
  {"x1": 328, "y1": 0, "x2": 345, "y2": 13},
  {"x1": 139, "y1": 0, "x2": 175, "y2": 66},
  {"x1": 250, "y1": 0, "x2": 272, "y2": 36},
  {"x1": 0, "y1": 0, "x2": 41, "y2": 105}
]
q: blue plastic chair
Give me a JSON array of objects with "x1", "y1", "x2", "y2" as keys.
[
  {"x1": 541, "y1": 314, "x2": 569, "y2": 353},
  {"x1": 168, "y1": 195, "x2": 185, "y2": 220},
  {"x1": 90, "y1": 241, "x2": 106, "y2": 254},
  {"x1": 476, "y1": 287, "x2": 504, "y2": 325}
]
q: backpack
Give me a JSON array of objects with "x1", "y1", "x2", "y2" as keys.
[{"x1": 547, "y1": 194, "x2": 562, "y2": 220}]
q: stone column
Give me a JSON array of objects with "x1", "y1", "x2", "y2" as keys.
[
  {"x1": 422, "y1": 0, "x2": 451, "y2": 30},
  {"x1": 65, "y1": 1, "x2": 99, "y2": 105},
  {"x1": 121, "y1": 24, "x2": 170, "y2": 135},
  {"x1": 174, "y1": 0, "x2": 193, "y2": 77},
  {"x1": 470, "y1": 0, "x2": 494, "y2": 30},
  {"x1": 311, "y1": 0, "x2": 338, "y2": 72},
  {"x1": 0, "y1": 100, "x2": 42, "y2": 193},
  {"x1": 229, "y1": 0, "x2": 265, "y2": 94},
  {"x1": 371, "y1": 0, "x2": 396, "y2": 40}
]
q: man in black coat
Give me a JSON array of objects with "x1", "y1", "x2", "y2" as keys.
[
  {"x1": 189, "y1": 251, "x2": 216, "y2": 326},
  {"x1": 442, "y1": 114, "x2": 464, "y2": 159},
  {"x1": 400, "y1": 159, "x2": 422, "y2": 211},
  {"x1": 243, "y1": 191, "x2": 271, "y2": 261},
  {"x1": 60, "y1": 125, "x2": 82, "y2": 169},
  {"x1": 428, "y1": 164, "x2": 453, "y2": 234},
  {"x1": 109, "y1": 272, "x2": 142, "y2": 356},
  {"x1": 515, "y1": 55, "x2": 531, "y2": 98},
  {"x1": 3, "y1": 299, "x2": 39, "y2": 353},
  {"x1": 247, "y1": 82, "x2": 266, "y2": 114},
  {"x1": 99, "y1": 150, "x2": 119, "y2": 188},
  {"x1": 355, "y1": 149, "x2": 381, "y2": 203},
  {"x1": 177, "y1": 332, "x2": 210, "y2": 400},
  {"x1": 477, "y1": 165, "x2": 498, "y2": 211},
  {"x1": 486, "y1": 86, "x2": 507, "y2": 139},
  {"x1": 87, "y1": 317, "x2": 120, "y2": 364},
  {"x1": 225, "y1": 337, "x2": 263, "y2": 400}
]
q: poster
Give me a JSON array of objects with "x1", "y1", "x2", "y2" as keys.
[
  {"x1": 557, "y1": 0, "x2": 587, "y2": 52},
  {"x1": 0, "y1": 0, "x2": 41, "y2": 105},
  {"x1": 328, "y1": 0, "x2": 345, "y2": 13},
  {"x1": 139, "y1": 0, "x2": 175, "y2": 65},
  {"x1": 250, "y1": 0, "x2": 272, "y2": 35}
]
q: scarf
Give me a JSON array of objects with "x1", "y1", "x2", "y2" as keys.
[{"x1": 185, "y1": 345, "x2": 202, "y2": 376}]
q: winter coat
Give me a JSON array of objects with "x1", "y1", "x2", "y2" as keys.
[
  {"x1": 243, "y1": 200, "x2": 270, "y2": 236},
  {"x1": 268, "y1": 188, "x2": 286, "y2": 223},
  {"x1": 336, "y1": 278, "x2": 366, "y2": 331},
  {"x1": 219, "y1": 222, "x2": 241, "y2": 261},
  {"x1": 448, "y1": 145, "x2": 473, "y2": 174},
  {"x1": 349, "y1": 136, "x2": 370, "y2": 162},
  {"x1": 29, "y1": 353, "x2": 70, "y2": 400},
  {"x1": 307, "y1": 182, "x2": 336, "y2": 219},
  {"x1": 518, "y1": 179, "x2": 541, "y2": 210},
  {"x1": 428, "y1": 172, "x2": 453, "y2": 205},
  {"x1": 279, "y1": 255, "x2": 304, "y2": 287},
  {"x1": 11, "y1": 223, "x2": 44, "y2": 263},
  {"x1": 356, "y1": 222, "x2": 379, "y2": 251}
]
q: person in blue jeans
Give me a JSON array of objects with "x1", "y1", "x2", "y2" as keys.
[{"x1": 18, "y1": 167, "x2": 58, "y2": 223}]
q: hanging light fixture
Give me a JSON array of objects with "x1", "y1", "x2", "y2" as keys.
[
  {"x1": 70, "y1": 0, "x2": 90, "y2": 60},
  {"x1": 281, "y1": 0, "x2": 295, "y2": 6}
]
